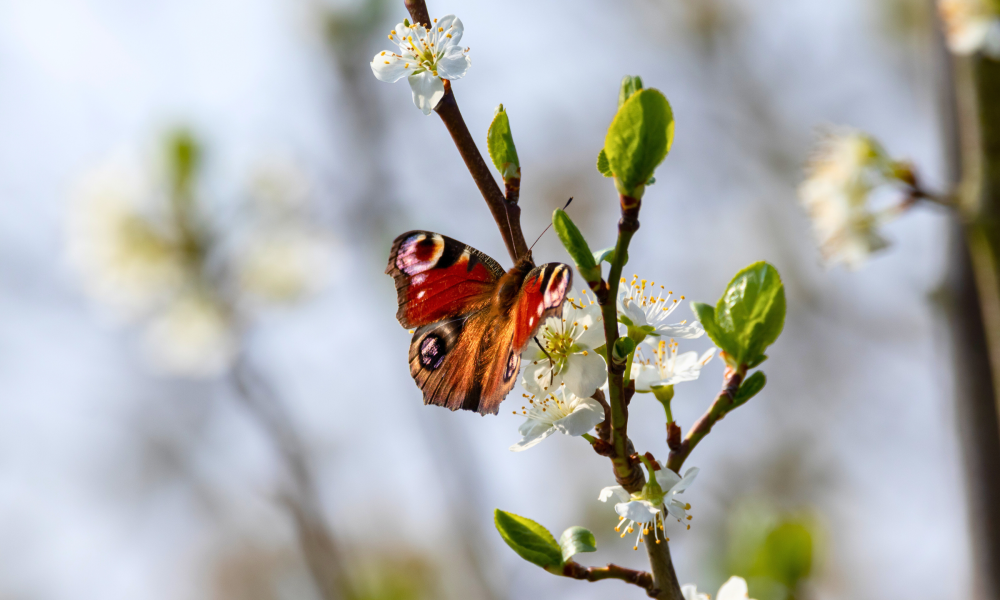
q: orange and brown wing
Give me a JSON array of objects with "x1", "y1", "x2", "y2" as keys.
[{"x1": 386, "y1": 231, "x2": 504, "y2": 328}]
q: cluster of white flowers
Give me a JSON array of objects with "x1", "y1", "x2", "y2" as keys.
[
  {"x1": 600, "y1": 464, "x2": 699, "y2": 550},
  {"x1": 371, "y1": 15, "x2": 471, "y2": 115},
  {"x1": 939, "y1": 0, "x2": 1000, "y2": 57},
  {"x1": 68, "y1": 150, "x2": 332, "y2": 378},
  {"x1": 798, "y1": 129, "x2": 905, "y2": 269},
  {"x1": 683, "y1": 577, "x2": 756, "y2": 600}
]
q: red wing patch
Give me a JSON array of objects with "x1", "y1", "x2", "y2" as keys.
[
  {"x1": 510, "y1": 263, "x2": 572, "y2": 352},
  {"x1": 386, "y1": 231, "x2": 505, "y2": 328}
]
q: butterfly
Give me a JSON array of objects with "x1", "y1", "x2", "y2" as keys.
[{"x1": 386, "y1": 231, "x2": 572, "y2": 415}]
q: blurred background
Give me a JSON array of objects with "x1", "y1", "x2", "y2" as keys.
[{"x1": 0, "y1": 0, "x2": 970, "y2": 598}]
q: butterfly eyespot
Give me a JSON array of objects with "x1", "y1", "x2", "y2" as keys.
[
  {"x1": 396, "y1": 233, "x2": 445, "y2": 275},
  {"x1": 419, "y1": 334, "x2": 447, "y2": 370},
  {"x1": 503, "y1": 350, "x2": 520, "y2": 382}
]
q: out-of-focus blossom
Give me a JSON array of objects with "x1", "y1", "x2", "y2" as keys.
[
  {"x1": 939, "y1": 0, "x2": 1000, "y2": 57},
  {"x1": 68, "y1": 160, "x2": 186, "y2": 315},
  {"x1": 249, "y1": 156, "x2": 311, "y2": 210},
  {"x1": 520, "y1": 292, "x2": 606, "y2": 397},
  {"x1": 798, "y1": 129, "x2": 903, "y2": 269},
  {"x1": 599, "y1": 466, "x2": 699, "y2": 550},
  {"x1": 617, "y1": 276, "x2": 704, "y2": 340},
  {"x1": 239, "y1": 229, "x2": 332, "y2": 304},
  {"x1": 143, "y1": 291, "x2": 238, "y2": 379},
  {"x1": 508, "y1": 384, "x2": 605, "y2": 452},
  {"x1": 682, "y1": 577, "x2": 756, "y2": 600},
  {"x1": 633, "y1": 339, "x2": 715, "y2": 392},
  {"x1": 371, "y1": 15, "x2": 471, "y2": 114}
]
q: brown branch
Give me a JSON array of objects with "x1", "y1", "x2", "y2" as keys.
[
  {"x1": 562, "y1": 561, "x2": 656, "y2": 596},
  {"x1": 666, "y1": 366, "x2": 744, "y2": 473}
]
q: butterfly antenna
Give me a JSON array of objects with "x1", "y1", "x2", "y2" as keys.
[
  {"x1": 533, "y1": 336, "x2": 557, "y2": 388},
  {"x1": 528, "y1": 197, "x2": 574, "y2": 252},
  {"x1": 504, "y1": 204, "x2": 518, "y2": 260}
]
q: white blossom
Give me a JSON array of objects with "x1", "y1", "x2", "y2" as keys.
[
  {"x1": 798, "y1": 129, "x2": 899, "y2": 269},
  {"x1": 633, "y1": 339, "x2": 715, "y2": 392},
  {"x1": 239, "y1": 228, "x2": 332, "y2": 304},
  {"x1": 617, "y1": 276, "x2": 704, "y2": 340},
  {"x1": 143, "y1": 291, "x2": 238, "y2": 379},
  {"x1": 682, "y1": 577, "x2": 756, "y2": 600},
  {"x1": 67, "y1": 159, "x2": 186, "y2": 316},
  {"x1": 939, "y1": 0, "x2": 1000, "y2": 57},
  {"x1": 371, "y1": 15, "x2": 471, "y2": 115},
  {"x1": 521, "y1": 292, "x2": 607, "y2": 397},
  {"x1": 599, "y1": 466, "x2": 699, "y2": 550},
  {"x1": 509, "y1": 384, "x2": 605, "y2": 452}
]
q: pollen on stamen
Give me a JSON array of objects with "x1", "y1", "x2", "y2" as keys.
[
  {"x1": 438, "y1": 27, "x2": 444, "y2": 32},
  {"x1": 380, "y1": 51, "x2": 386, "y2": 56}
]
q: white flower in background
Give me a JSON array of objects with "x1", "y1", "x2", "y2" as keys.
[
  {"x1": 508, "y1": 384, "x2": 605, "y2": 452},
  {"x1": 939, "y1": 0, "x2": 1000, "y2": 57},
  {"x1": 143, "y1": 291, "x2": 238, "y2": 378},
  {"x1": 249, "y1": 156, "x2": 311, "y2": 210},
  {"x1": 682, "y1": 577, "x2": 756, "y2": 600},
  {"x1": 239, "y1": 229, "x2": 332, "y2": 304},
  {"x1": 798, "y1": 129, "x2": 900, "y2": 269},
  {"x1": 633, "y1": 339, "x2": 715, "y2": 392},
  {"x1": 599, "y1": 466, "x2": 699, "y2": 550},
  {"x1": 67, "y1": 159, "x2": 186, "y2": 316},
  {"x1": 521, "y1": 292, "x2": 607, "y2": 397},
  {"x1": 617, "y1": 277, "x2": 704, "y2": 340},
  {"x1": 371, "y1": 15, "x2": 471, "y2": 114}
]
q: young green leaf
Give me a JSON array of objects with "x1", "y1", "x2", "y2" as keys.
[
  {"x1": 690, "y1": 302, "x2": 736, "y2": 360},
  {"x1": 715, "y1": 262, "x2": 785, "y2": 365},
  {"x1": 487, "y1": 104, "x2": 521, "y2": 181},
  {"x1": 494, "y1": 509, "x2": 563, "y2": 572},
  {"x1": 559, "y1": 526, "x2": 597, "y2": 563},
  {"x1": 618, "y1": 75, "x2": 644, "y2": 108},
  {"x1": 593, "y1": 246, "x2": 629, "y2": 266},
  {"x1": 732, "y1": 371, "x2": 766, "y2": 407},
  {"x1": 553, "y1": 209, "x2": 601, "y2": 284},
  {"x1": 612, "y1": 337, "x2": 636, "y2": 361},
  {"x1": 596, "y1": 148, "x2": 613, "y2": 177},
  {"x1": 604, "y1": 89, "x2": 675, "y2": 197}
]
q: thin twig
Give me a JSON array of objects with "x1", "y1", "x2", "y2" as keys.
[
  {"x1": 666, "y1": 366, "x2": 744, "y2": 473},
  {"x1": 562, "y1": 561, "x2": 657, "y2": 596},
  {"x1": 231, "y1": 358, "x2": 355, "y2": 600}
]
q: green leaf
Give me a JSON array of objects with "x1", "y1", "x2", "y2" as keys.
[
  {"x1": 487, "y1": 104, "x2": 521, "y2": 181},
  {"x1": 612, "y1": 337, "x2": 636, "y2": 361},
  {"x1": 553, "y1": 209, "x2": 600, "y2": 284},
  {"x1": 165, "y1": 128, "x2": 201, "y2": 197},
  {"x1": 732, "y1": 371, "x2": 766, "y2": 408},
  {"x1": 715, "y1": 262, "x2": 786, "y2": 366},
  {"x1": 559, "y1": 526, "x2": 597, "y2": 563},
  {"x1": 618, "y1": 75, "x2": 644, "y2": 108},
  {"x1": 494, "y1": 510, "x2": 563, "y2": 572},
  {"x1": 593, "y1": 246, "x2": 627, "y2": 266},
  {"x1": 596, "y1": 148, "x2": 613, "y2": 177},
  {"x1": 756, "y1": 521, "x2": 813, "y2": 587},
  {"x1": 690, "y1": 302, "x2": 736, "y2": 360},
  {"x1": 604, "y1": 88, "x2": 675, "y2": 197}
]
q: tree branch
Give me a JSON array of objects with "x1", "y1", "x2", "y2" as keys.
[
  {"x1": 666, "y1": 366, "x2": 744, "y2": 473},
  {"x1": 562, "y1": 560, "x2": 657, "y2": 595},
  {"x1": 404, "y1": 0, "x2": 527, "y2": 263}
]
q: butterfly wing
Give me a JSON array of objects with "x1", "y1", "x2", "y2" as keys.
[
  {"x1": 386, "y1": 230, "x2": 505, "y2": 328},
  {"x1": 473, "y1": 262, "x2": 573, "y2": 415}
]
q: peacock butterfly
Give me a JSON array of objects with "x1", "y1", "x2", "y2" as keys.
[{"x1": 386, "y1": 231, "x2": 572, "y2": 415}]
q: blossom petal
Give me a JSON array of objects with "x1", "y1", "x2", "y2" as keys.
[
  {"x1": 436, "y1": 14, "x2": 463, "y2": 46},
  {"x1": 407, "y1": 71, "x2": 444, "y2": 115},
  {"x1": 633, "y1": 363, "x2": 659, "y2": 392},
  {"x1": 371, "y1": 52, "x2": 413, "y2": 83},
  {"x1": 552, "y1": 396, "x2": 604, "y2": 436},
  {"x1": 521, "y1": 359, "x2": 561, "y2": 395},
  {"x1": 716, "y1": 576, "x2": 751, "y2": 600},
  {"x1": 665, "y1": 499, "x2": 688, "y2": 521},
  {"x1": 509, "y1": 420, "x2": 556, "y2": 452},
  {"x1": 562, "y1": 351, "x2": 608, "y2": 397},
  {"x1": 674, "y1": 467, "x2": 700, "y2": 492},
  {"x1": 615, "y1": 500, "x2": 660, "y2": 522},
  {"x1": 574, "y1": 307, "x2": 605, "y2": 349},
  {"x1": 653, "y1": 321, "x2": 705, "y2": 339},
  {"x1": 598, "y1": 485, "x2": 630, "y2": 503},
  {"x1": 654, "y1": 468, "x2": 681, "y2": 491},
  {"x1": 436, "y1": 46, "x2": 470, "y2": 80},
  {"x1": 682, "y1": 585, "x2": 710, "y2": 600}
]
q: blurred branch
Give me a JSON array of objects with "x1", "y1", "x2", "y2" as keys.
[
  {"x1": 403, "y1": 0, "x2": 528, "y2": 264},
  {"x1": 666, "y1": 366, "x2": 744, "y2": 473},
  {"x1": 562, "y1": 560, "x2": 655, "y2": 594},
  {"x1": 231, "y1": 357, "x2": 355, "y2": 600},
  {"x1": 934, "y1": 2, "x2": 1000, "y2": 595}
]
